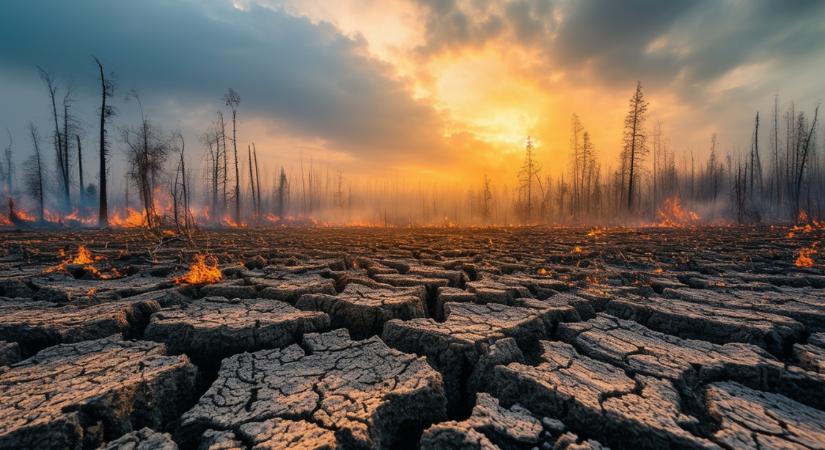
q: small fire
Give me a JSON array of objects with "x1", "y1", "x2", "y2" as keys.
[
  {"x1": 110, "y1": 208, "x2": 145, "y2": 228},
  {"x1": 657, "y1": 197, "x2": 700, "y2": 227},
  {"x1": 174, "y1": 254, "x2": 223, "y2": 284},
  {"x1": 795, "y1": 243, "x2": 818, "y2": 268},
  {"x1": 44, "y1": 245, "x2": 116, "y2": 279},
  {"x1": 71, "y1": 245, "x2": 97, "y2": 264},
  {"x1": 537, "y1": 267, "x2": 548, "y2": 275},
  {"x1": 798, "y1": 210, "x2": 809, "y2": 223},
  {"x1": 572, "y1": 246, "x2": 583, "y2": 254},
  {"x1": 16, "y1": 209, "x2": 35, "y2": 221},
  {"x1": 586, "y1": 228, "x2": 604, "y2": 237},
  {"x1": 220, "y1": 215, "x2": 246, "y2": 228}
]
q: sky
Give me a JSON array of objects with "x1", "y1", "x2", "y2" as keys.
[{"x1": 1, "y1": 0, "x2": 824, "y2": 192}]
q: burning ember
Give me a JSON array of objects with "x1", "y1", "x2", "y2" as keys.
[
  {"x1": 44, "y1": 245, "x2": 119, "y2": 279},
  {"x1": 657, "y1": 197, "x2": 700, "y2": 227},
  {"x1": 795, "y1": 244, "x2": 818, "y2": 268},
  {"x1": 174, "y1": 254, "x2": 223, "y2": 284}
]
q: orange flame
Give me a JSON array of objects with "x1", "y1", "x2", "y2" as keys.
[
  {"x1": 657, "y1": 197, "x2": 700, "y2": 227},
  {"x1": 110, "y1": 208, "x2": 146, "y2": 228},
  {"x1": 71, "y1": 245, "x2": 95, "y2": 264},
  {"x1": 795, "y1": 243, "x2": 818, "y2": 268},
  {"x1": 174, "y1": 254, "x2": 223, "y2": 284},
  {"x1": 220, "y1": 215, "x2": 246, "y2": 228},
  {"x1": 15, "y1": 209, "x2": 35, "y2": 221}
]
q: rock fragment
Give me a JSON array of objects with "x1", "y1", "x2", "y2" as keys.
[
  {"x1": 0, "y1": 341, "x2": 20, "y2": 366},
  {"x1": 98, "y1": 428, "x2": 177, "y2": 450}
]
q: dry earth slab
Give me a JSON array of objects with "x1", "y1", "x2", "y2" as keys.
[
  {"x1": 0, "y1": 337, "x2": 196, "y2": 450},
  {"x1": 177, "y1": 328, "x2": 447, "y2": 449},
  {"x1": 142, "y1": 296, "x2": 330, "y2": 364}
]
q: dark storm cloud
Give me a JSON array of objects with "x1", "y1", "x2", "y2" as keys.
[
  {"x1": 412, "y1": 0, "x2": 825, "y2": 92},
  {"x1": 0, "y1": 0, "x2": 447, "y2": 161}
]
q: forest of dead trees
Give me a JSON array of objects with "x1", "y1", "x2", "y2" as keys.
[{"x1": 1, "y1": 63, "x2": 823, "y2": 229}]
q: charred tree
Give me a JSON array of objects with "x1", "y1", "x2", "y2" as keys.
[
  {"x1": 277, "y1": 167, "x2": 288, "y2": 218},
  {"x1": 224, "y1": 89, "x2": 241, "y2": 223},
  {"x1": 76, "y1": 134, "x2": 84, "y2": 208},
  {"x1": 518, "y1": 136, "x2": 540, "y2": 221},
  {"x1": 24, "y1": 124, "x2": 45, "y2": 222},
  {"x1": 123, "y1": 91, "x2": 169, "y2": 229},
  {"x1": 94, "y1": 57, "x2": 115, "y2": 227},
  {"x1": 621, "y1": 81, "x2": 649, "y2": 212},
  {"x1": 253, "y1": 143, "x2": 262, "y2": 216},
  {"x1": 247, "y1": 144, "x2": 256, "y2": 222}
]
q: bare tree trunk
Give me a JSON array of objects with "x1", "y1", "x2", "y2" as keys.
[
  {"x1": 247, "y1": 144, "x2": 256, "y2": 223},
  {"x1": 94, "y1": 57, "x2": 112, "y2": 227},
  {"x1": 76, "y1": 134, "x2": 84, "y2": 208},
  {"x1": 253, "y1": 143, "x2": 262, "y2": 216}
]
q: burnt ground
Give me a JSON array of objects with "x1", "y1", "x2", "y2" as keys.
[{"x1": 0, "y1": 226, "x2": 823, "y2": 450}]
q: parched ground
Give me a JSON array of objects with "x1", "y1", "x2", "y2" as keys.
[{"x1": 0, "y1": 226, "x2": 823, "y2": 450}]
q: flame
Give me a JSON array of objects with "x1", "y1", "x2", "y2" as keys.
[
  {"x1": 536, "y1": 267, "x2": 548, "y2": 275},
  {"x1": 657, "y1": 197, "x2": 700, "y2": 227},
  {"x1": 110, "y1": 208, "x2": 146, "y2": 228},
  {"x1": 795, "y1": 243, "x2": 818, "y2": 268},
  {"x1": 174, "y1": 254, "x2": 223, "y2": 284},
  {"x1": 220, "y1": 215, "x2": 246, "y2": 228},
  {"x1": 0, "y1": 214, "x2": 10, "y2": 226},
  {"x1": 44, "y1": 245, "x2": 117, "y2": 279},
  {"x1": 71, "y1": 245, "x2": 95, "y2": 264},
  {"x1": 586, "y1": 228, "x2": 604, "y2": 237},
  {"x1": 572, "y1": 246, "x2": 583, "y2": 254},
  {"x1": 798, "y1": 210, "x2": 809, "y2": 223},
  {"x1": 15, "y1": 209, "x2": 35, "y2": 221}
]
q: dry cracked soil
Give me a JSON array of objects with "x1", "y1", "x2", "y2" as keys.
[{"x1": 0, "y1": 226, "x2": 823, "y2": 450}]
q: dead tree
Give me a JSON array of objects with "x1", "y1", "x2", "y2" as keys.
[
  {"x1": 76, "y1": 134, "x2": 85, "y2": 207},
  {"x1": 24, "y1": 124, "x2": 45, "y2": 222},
  {"x1": 171, "y1": 133, "x2": 192, "y2": 233},
  {"x1": 792, "y1": 105, "x2": 819, "y2": 219},
  {"x1": 253, "y1": 143, "x2": 262, "y2": 216},
  {"x1": 2, "y1": 130, "x2": 12, "y2": 195},
  {"x1": 750, "y1": 112, "x2": 763, "y2": 201},
  {"x1": 277, "y1": 167, "x2": 288, "y2": 218},
  {"x1": 38, "y1": 68, "x2": 71, "y2": 209},
  {"x1": 582, "y1": 131, "x2": 596, "y2": 214},
  {"x1": 569, "y1": 114, "x2": 584, "y2": 214},
  {"x1": 247, "y1": 144, "x2": 256, "y2": 222},
  {"x1": 482, "y1": 174, "x2": 492, "y2": 222},
  {"x1": 621, "y1": 81, "x2": 649, "y2": 211},
  {"x1": 218, "y1": 111, "x2": 229, "y2": 214},
  {"x1": 94, "y1": 57, "x2": 115, "y2": 227},
  {"x1": 59, "y1": 87, "x2": 74, "y2": 208},
  {"x1": 224, "y1": 89, "x2": 241, "y2": 223},
  {"x1": 123, "y1": 91, "x2": 169, "y2": 228},
  {"x1": 518, "y1": 136, "x2": 540, "y2": 221}
]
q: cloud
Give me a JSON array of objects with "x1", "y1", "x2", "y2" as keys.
[
  {"x1": 0, "y1": 0, "x2": 451, "y2": 166},
  {"x1": 409, "y1": 0, "x2": 825, "y2": 94}
]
